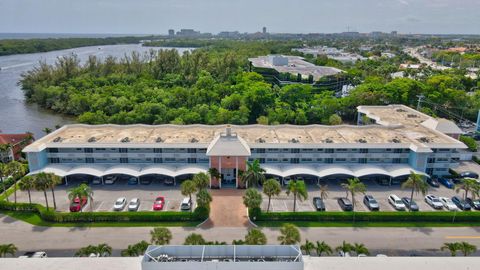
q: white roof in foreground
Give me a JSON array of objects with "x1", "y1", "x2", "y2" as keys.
[{"x1": 0, "y1": 256, "x2": 479, "y2": 270}]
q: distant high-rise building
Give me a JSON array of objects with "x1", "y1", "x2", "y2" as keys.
[
  {"x1": 391, "y1": 31, "x2": 398, "y2": 36},
  {"x1": 168, "y1": 29, "x2": 175, "y2": 36},
  {"x1": 262, "y1": 26, "x2": 267, "y2": 34}
]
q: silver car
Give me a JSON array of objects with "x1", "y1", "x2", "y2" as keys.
[
  {"x1": 113, "y1": 197, "x2": 127, "y2": 211},
  {"x1": 128, "y1": 198, "x2": 140, "y2": 211},
  {"x1": 425, "y1": 194, "x2": 443, "y2": 210}
]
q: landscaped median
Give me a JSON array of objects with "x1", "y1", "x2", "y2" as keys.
[
  {"x1": 250, "y1": 208, "x2": 480, "y2": 227},
  {"x1": 0, "y1": 200, "x2": 208, "y2": 227}
]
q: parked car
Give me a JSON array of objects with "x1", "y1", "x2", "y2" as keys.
[
  {"x1": 439, "y1": 197, "x2": 459, "y2": 211},
  {"x1": 127, "y1": 177, "x2": 138, "y2": 185},
  {"x1": 363, "y1": 195, "x2": 379, "y2": 211},
  {"x1": 466, "y1": 198, "x2": 480, "y2": 210},
  {"x1": 19, "y1": 251, "x2": 48, "y2": 258},
  {"x1": 426, "y1": 177, "x2": 440, "y2": 188},
  {"x1": 128, "y1": 198, "x2": 140, "y2": 211},
  {"x1": 91, "y1": 177, "x2": 102, "y2": 185},
  {"x1": 312, "y1": 197, "x2": 325, "y2": 211},
  {"x1": 401, "y1": 197, "x2": 419, "y2": 211},
  {"x1": 438, "y1": 177, "x2": 454, "y2": 189},
  {"x1": 337, "y1": 198, "x2": 353, "y2": 211},
  {"x1": 153, "y1": 196, "x2": 165, "y2": 211},
  {"x1": 459, "y1": 171, "x2": 479, "y2": 179},
  {"x1": 69, "y1": 197, "x2": 87, "y2": 212},
  {"x1": 451, "y1": 196, "x2": 471, "y2": 211},
  {"x1": 164, "y1": 178, "x2": 175, "y2": 185},
  {"x1": 113, "y1": 197, "x2": 127, "y2": 211},
  {"x1": 140, "y1": 178, "x2": 152, "y2": 185},
  {"x1": 180, "y1": 197, "x2": 192, "y2": 211},
  {"x1": 104, "y1": 175, "x2": 117, "y2": 185},
  {"x1": 425, "y1": 194, "x2": 443, "y2": 210},
  {"x1": 282, "y1": 177, "x2": 292, "y2": 186},
  {"x1": 388, "y1": 194, "x2": 406, "y2": 211}
]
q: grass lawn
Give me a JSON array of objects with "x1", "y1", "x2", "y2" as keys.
[
  {"x1": 255, "y1": 221, "x2": 480, "y2": 227},
  {"x1": 0, "y1": 211, "x2": 199, "y2": 227}
]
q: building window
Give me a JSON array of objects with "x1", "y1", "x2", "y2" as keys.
[
  {"x1": 187, "y1": 148, "x2": 196, "y2": 153},
  {"x1": 291, "y1": 149, "x2": 300, "y2": 153},
  {"x1": 290, "y1": 158, "x2": 299, "y2": 164},
  {"x1": 154, "y1": 148, "x2": 162, "y2": 153},
  {"x1": 86, "y1": 157, "x2": 94, "y2": 163},
  {"x1": 335, "y1": 149, "x2": 348, "y2": 152},
  {"x1": 257, "y1": 148, "x2": 266, "y2": 153},
  {"x1": 325, "y1": 158, "x2": 333, "y2": 163},
  {"x1": 154, "y1": 158, "x2": 163, "y2": 163},
  {"x1": 359, "y1": 149, "x2": 368, "y2": 153},
  {"x1": 335, "y1": 158, "x2": 346, "y2": 162},
  {"x1": 119, "y1": 148, "x2": 128, "y2": 153},
  {"x1": 49, "y1": 158, "x2": 60, "y2": 163},
  {"x1": 325, "y1": 149, "x2": 334, "y2": 153},
  {"x1": 120, "y1": 158, "x2": 128, "y2": 163},
  {"x1": 393, "y1": 158, "x2": 401, "y2": 164},
  {"x1": 47, "y1": 148, "x2": 59, "y2": 153},
  {"x1": 427, "y1": 158, "x2": 435, "y2": 163},
  {"x1": 359, "y1": 158, "x2": 367, "y2": 164},
  {"x1": 188, "y1": 158, "x2": 197, "y2": 163},
  {"x1": 258, "y1": 158, "x2": 265, "y2": 163}
]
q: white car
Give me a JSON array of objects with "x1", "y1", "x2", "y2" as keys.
[
  {"x1": 104, "y1": 175, "x2": 117, "y2": 185},
  {"x1": 113, "y1": 197, "x2": 127, "y2": 211},
  {"x1": 388, "y1": 194, "x2": 406, "y2": 211},
  {"x1": 439, "y1": 197, "x2": 459, "y2": 211},
  {"x1": 128, "y1": 198, "x2": 140, "y2": 211},
  {"x1": 425, "y1": 194, "x2": 443, "y2": 210}
]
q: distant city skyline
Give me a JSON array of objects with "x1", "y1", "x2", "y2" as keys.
[{"x1": 1, "y1": 0, "x2": 479, "y2": 35}]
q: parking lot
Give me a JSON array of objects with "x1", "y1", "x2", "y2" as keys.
[
  {"x1": 12, "y1": 176, "x2": 189, "y2": 212},
  {"x1": 260, "y1": 178, "x2": 468, "y2": 212}
]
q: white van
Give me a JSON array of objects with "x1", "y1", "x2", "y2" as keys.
[{"x1": 180, "y1": 197, "x2": 192, "y2": 211}]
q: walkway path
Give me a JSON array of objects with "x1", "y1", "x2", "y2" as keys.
[{"x1": 200, "y1": 189, "x2": 251, "y2": 228}]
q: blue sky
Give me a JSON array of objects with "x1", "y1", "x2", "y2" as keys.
[{"x1": 0, "y1": 0, "x2": 479, "y2": 34}]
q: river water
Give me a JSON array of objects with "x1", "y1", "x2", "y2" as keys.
[{"x1": 0, "y1": 44, "x2": 190, "y2": 139}]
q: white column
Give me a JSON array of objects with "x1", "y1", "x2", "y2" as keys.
[
  {"x1": 235, "y1": 156, "x2": 239, "y2": 188},
  {"x1": 208, "y1": 157, "x2": 211, "y2": 188},
  {"x1": 65, "y1": 176, "x2": 68, "y2": 186},
  {"x1": 218, "y1": 156, "x2": 222, "y2": 189}
]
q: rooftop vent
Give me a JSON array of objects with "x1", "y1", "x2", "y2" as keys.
[
  {"x1": 407, "y1": 114, "x2": 418, "y2": 118},
  {"x1": 87, "y1": 137, "x2": 97, "y2": 143},
  {"x1": 391, "y1": 138, "x2": 401, "y2": 143},
  {"x1": 121, "y1": 137, "x2": 130, "y2": 143},
  {"x1": 325, "y1": 138, "x2": 333, "y2": 143},
  {"x1": 418, "y1": 137, "x2": 431, "y2": 143},
  {"x1": 156, "y1": 137, "x2": 164, "y2": 143},
  {"x1": 396, "y1": 108, "x2": 406, "y2": 112},
  {"x1": 190, "y1": 138, "x2": 199, "y2": 143},
  {"x1": 52, "y1": 137, "x2": 63, "y2": 143},
  {"x1": 257, "y1": 138, "x2": 266, "y2": 143},
  {"x1": 358, "y1": 138, "x2": 367, "y2": 143},
  {"x1": 289, "y1": 138, "x2": 299, "y2": 143}
]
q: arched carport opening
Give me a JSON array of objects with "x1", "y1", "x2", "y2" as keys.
[
  {"x1": 175, "y1": 173, "x2": 195, "y2": 185},
  {"x1": 102, "y1": 173, "x2": 138, "y2": 185},
  {"x1": 139, "y1": 173, "x2": 175, "y2": 186},
  {"x1": 284, "y1": 174, "x2": 319, "y2": 185},
  {"x1": 64, "y1": 173, "x2": 102, "y2": 186},
  {"x1": 358, "y1": 173, "x2": 393, "y2": 186}
]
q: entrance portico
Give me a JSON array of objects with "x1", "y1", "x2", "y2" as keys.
[{"x1": 206, "y1": 126, "x2": 251, "y2": 188}]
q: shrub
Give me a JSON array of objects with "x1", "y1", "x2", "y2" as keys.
[
  {"x1": 460, "y1": 135, "x2": 478, "y2": 152},
  {"x1": 193, "y1": 206, "x2": 209, "y2": 220}
]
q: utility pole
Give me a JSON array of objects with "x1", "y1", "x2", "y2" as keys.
[{"x1": 416, "y1": 95, "x2": 424, "y2": 111}]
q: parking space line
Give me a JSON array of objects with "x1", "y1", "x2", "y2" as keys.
[
  {"x1": 164, "y1": 201, "x2": 171, "y2": 211},
  {"x1": 94, "y1": 201, "x2": 104, "y2": 212}
]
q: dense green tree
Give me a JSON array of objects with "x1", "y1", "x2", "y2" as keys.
[
  {"x1": 150, "y1": 227, "x2": 172, "y2": 245},
  {"x1": 184, "y1": 233, "x2": 206, "y2": 245},
  {"x1": 341, "y1": 178, "x2": 367, "y2": 209},
  {"x1": 241, "y1": 160, "x2": 266, "y2": 188},
  {"x1": 263, "y1": 179, "x2": 282, "y2": 212},
  {"x1": 0, "y1": 244, "x2": 17, "y2": 257},
  {"x1": 277, "y1": 224, "x2": 301, "y2": 245},
  {"x1": 242, "y1": 188, "x2": 263, "y2": 209},
  {"x1": 401, "y1": 172, "x2": 429, "y2": 211},
  {"x1": 286, "y1": 179, "x2": 308, "y2": 212},
  {"x1": 244, "y1": 229, "x2": 267, "y2": 245}
]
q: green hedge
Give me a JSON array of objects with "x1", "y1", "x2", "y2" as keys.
[
  {"x1": 0, "y1": 201, "x2": 208, "y2": 223},
  {"x1": 460, "y1": 135, "x2": 478, "y2": 152},
  {"x1": 253, "y1": 209, "x2": 480, "y2": 223}
]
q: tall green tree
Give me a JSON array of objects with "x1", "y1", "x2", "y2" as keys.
[
  {"x1": 335, "y1": 241, "x2": 354, "y2": 255},
  {"x1": 193, "y1": 172, "x2": 210, "y2": 190},
  {"x1": 0, "y1": 163, "x2": 10, "y2": 202},
  {"x1": 277, "y1": 224, "x2": 301, "y2": 245},
  {"x1": 244, "y1": 229, "x2": 267, "y2": 245},
  {"x1": 0, "y1": 243, "x2": 17, "y2": 257},
  {"x1": 33, "y1": 172, "x2": 51, "y2": 210},
  {"x1": 341, "y1": 178, "x2": 366, "y2": 209},
  {"x1": 121, "y1": 241, "x2": 149, "y2": 257},
  {"x1": 352, "y1": 243, "x2": 369, "y2": 256},
  {"x1": 196, "y1": 189, "x2": 212, "y2": 209},
  {"x1": 457, "y1": 242, "x2": 477, "y2": 256},
  {"x1": 262, "y1": 178, "x2": 281, "y2": 212},
  {"x1": 241, "y1": 159, "x2": 265, "y2": 188},
  {"x1": 46, "y1": 173, "x2": 62, "y2": 210},
  {"x1": 286, "y1": 179, "x2": 308, "y2": 212},
  {"x1": 301, "y1": 239, "x2": 315, "y2": 255},
  {"x1": 180, "y1": 180, "x2": 197, "y2": 212},
  {"x1": 318, "y1": 184, "x2": 329, "y2": 200},
  {"x1": 315, "y1": 241, "x2": 333, "y2": 256},
  {"x1": 18, "y1": 175, "x2": 35, "y2": 204},
  {"x1": 401, "y1": 172, "x2": 428, "y2": 211},
  {"x1": 184, "y1": 233, "x2": 206, "y2": 245},
  {"x1": 441, "y1": 242, "x2": 459, "y2": 257},
  {"x1": 150, "y1": 227, "x2": 172, "y2": 245},
  {"x1": 6, "y1": 161, "x2": 27, "y2": 207},
  {"x1": 455, "y1": 178, "x2": 480, "y2": 200},
  {"x1": 242, "y1": 188, "x2": 263, "y2": 209}
]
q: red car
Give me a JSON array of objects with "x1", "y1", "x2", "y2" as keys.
[
  {"x1": 69, "y1": 197, "x2": 87, "y2": 212},
  {"x1": 153, "y1": 196, "x2": 165, "y2": 211}
]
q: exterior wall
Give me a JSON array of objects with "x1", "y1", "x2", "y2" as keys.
[
  {"x1": 26, "y1": 150, "x2": 48, "y2": 171},
  {"x1": 210, "y1": 156, "x2": 247, "y2": 188}
]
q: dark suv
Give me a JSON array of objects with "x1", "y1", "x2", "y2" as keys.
[
  {"x1": 312, "y1": 197, "x2": 326, "y2": 211},
  {"x1": 452, "y1": 196, "x2": 471, "y2": 211},
  {"x1": 363, "y1": 195, "x2": 379, "y2": 211},
  {"x1": 338, "y1": 198, "x2": 353, "y2": 211},
  {"x1": 466, "y1": 198, "x2": 480, "y2": 210}
]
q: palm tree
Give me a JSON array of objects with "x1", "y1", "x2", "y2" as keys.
[
  {"x1": 67, "y1": 185, "x2": 84, "y2": 212},
  {"x1": 122, "y1": 240, "x2": 149, "y2": 256},
  {"x1": 0, "y1": 243, "x2": 18, "y2": 257},
  {"x1": 263, "y1": 178, "x2": 281, "y2": 212},
  {"x1": 208, "y1": 168, "x2": 221, "y2": 188},
  {"x1": 244, "y1": 228, "x2": 267, "y2": 245},
  {"x1": 0, "y1": 162, "x2": 10, "y2": 202},
  {"x1": 301, "y1": 239, "x2": 315, "y2": 255},
  {"x1": 193, "y1": 172, "x2": 210, "y2": 190},
  {"x1": 96, "y1": 243, "x2": 112, "y2": 257},
  {"x1": 401, "y1": 172, "x2": 428, "y2": 211},
  {"x1": 184, "y1": 233, "x2": 206, "y2": 245},
  {"x1": 75, "y1": 245, "x2": 98, "y2": 257},
  {"x1": 315, "y1": 241, "x2": 333, "y2": 256},
  {"x1": 6, "y1": 161, "x2": 27, "y2": 207},
  {"x1": 241, "y1": 159, "x2": 265, "y2": 188},
  {"x1": 441, "y1": 242, "x2": 459, "y2": 256},
  {"x1": 286, "y1": 179, "x2": 308, "y2": 212},
  {"x1": 318, "y1": 184, "x2": 329, "y2": 200},
  {"x1": 34, "y1": 172, "x2": 51, "y2": 210},
  {"x1": 45, "y1": 173, "x2": 62, "y2": 210},
  {"x1": 277, "y1": 223, "x2": 301, "y2": 245},
  {"x1": 457, "y1": 242, "x2": 477, "y2": 256},
  {"x1": 196, "y1": 189, "x2": 212, "y2": 209},
  {"x1": 341, "y1": 178, "x2": 366, "y2": 209},
  {"x1": 18, "y1": 175, "x2": 35, "y2": 204},
  {"x1": 242, "y1": 188, "x2": 263, "y2": 209},
  {"x1": 352, "y1": 243, "x2": 369, "y2": 256},
  {"x1": 150, "y1": 227, "x2": 172, "y2": 245},
  {"x1": 180, "y1": 180, "x2": 197, "y2": 212},
  {"x1": 455, "y1": 178, "x2": 480, "y2": 200},
  {"x1": 42, "y1": 127, "x2": 52, "y2": 134},
  {"x1": 335, "y1": 241, "x2": 354, "y2": 255},
  {"x1": 70, "y1": 183, "x2": 94, "y2": 212}
]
